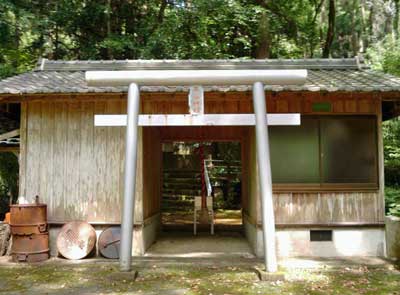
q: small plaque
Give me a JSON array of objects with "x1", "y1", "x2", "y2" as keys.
[
  {"x1": 189, "y1": 86, "x2": 204, "y2": 115},
  {"x1": 312, "y1": 102, "x2": 332, "y2": 112}
]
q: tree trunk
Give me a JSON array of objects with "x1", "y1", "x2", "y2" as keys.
[
  {"x1": 106, "y1": 0, "x2": 113, "y2": 59},
  {"x1": 351, "y1": 0, "x2": 359, "y2": 56},
  {"x1": 367, "y1": 3, "x2": 374, "y2": 49},
  {"x1": 309, "y1": 0, "x2": 325, "y2": 57},
  {"x1": 359, "y1": 0, "x2": 366, "y2": 52},
  {"x1": 158, "y1": 0, "x2": 168, "y2": 24},
  {"x1": 255, "y1": 11, "x2": 271, "y2": 58},
  {"x1": 394, "y1": 0, "x2": 400, "y2": 39},
  {"x1": 322, "y1": 0, "x2": 335, "y2": 58},
  {"x1": 12, "y1": 9, "x2": 20, "y2": 68}
]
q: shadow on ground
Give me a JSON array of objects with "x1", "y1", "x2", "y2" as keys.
[{"x1": 0, "y1": 257, "x2": 399, "y2": 295}]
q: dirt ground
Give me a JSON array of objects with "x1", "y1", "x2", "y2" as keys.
[
  {"x1": 162, "y1": 209, "x2": 243, "y2": 226},
  {"x1": 0, "y1": 256, "x2": 399, "y2": 295}
]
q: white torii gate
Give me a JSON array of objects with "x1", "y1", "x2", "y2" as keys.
[{"x1": 86, "y1": 69, "x2": 307, "y2": 273}]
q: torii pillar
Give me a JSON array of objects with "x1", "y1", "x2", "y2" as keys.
[{"x1": 86, "y1": 69, "x2": 307, "y2": 272}]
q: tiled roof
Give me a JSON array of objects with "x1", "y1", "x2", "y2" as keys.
[{"x1": 1, "y1": 58, "x2": 400, "y2": 95}]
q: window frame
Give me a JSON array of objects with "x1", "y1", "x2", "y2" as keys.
[{"x1": 271, "y1": 114, "x2": 379, "y2": 192}]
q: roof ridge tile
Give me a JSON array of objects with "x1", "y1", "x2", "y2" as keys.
[{"x1": 35, "y1": 58, "x2": 366, "y2": 72}]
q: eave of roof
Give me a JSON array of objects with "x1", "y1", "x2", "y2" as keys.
[{"x1": 1, "y1": 58, "x2": 400, "y2": 96}]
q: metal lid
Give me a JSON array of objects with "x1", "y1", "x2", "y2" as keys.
[
  {"x1": 56, "y1": 221, "x2": 96, "y2": 260},
  {"x1": 98, "y1": 226, "x2": 121, "y2": 259}
]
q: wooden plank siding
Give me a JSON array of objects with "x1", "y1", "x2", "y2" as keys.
[
  {"x1": 140, "y1": 91, "x2": 380, "y2": 115},
  {"x1": 143, "y1": 128, "x2": 162, "y2": 219},
  {"x1": 272, "y1": 192, "x2": 383, "y2": 225},
  {"x1": 22, "y1": 100, "x2": 129, "y2": 223},
  {"x1": 18, "y1": 102, "x2": 28, "y2": 199},
  {"x1": 19, "y1": 91, "x2": 383, "y2": 225}
]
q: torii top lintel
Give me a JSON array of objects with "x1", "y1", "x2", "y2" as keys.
[{"x1": 85, "y1": 69, "x2": 308, "y2": 87}]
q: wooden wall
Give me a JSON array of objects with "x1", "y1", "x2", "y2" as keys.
[
  {"x1": 272, "y1": 192, "x2": 383, "y2": 225},
  {"x1": 142, "y1": 127, "x2": 162, "y2": 219},
  {"x1": 141, "y1": 91, "x2": 380, "y2": 115},
  {"x1": 244, "y1": 114, "x2": 384, "y2": 226},
  {"x1": 19, "y1": 99, "x2": 138, "y2": 223},
  {"x1": 18, "y1": 90, "x2": 384, "y2": 226}
]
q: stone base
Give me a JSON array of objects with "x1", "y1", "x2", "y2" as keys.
[
  {"x1": 109, "y1": 270, "x2": 139, "y2": 281},
  {"x1": 385, "y1": 216, "x2": 400, "y2": 260},
  {"x1": 0, "y1": 223, "x2": 11, "y2": 256},
  {"x1": 254, "y1": 266, "x2": 286, "y2": 281}
]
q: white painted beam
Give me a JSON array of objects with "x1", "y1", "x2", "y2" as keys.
[
  {"x1": 94, "y1": 114, "x2": 300, "y2": 127},
  {"x1": 0, "y1": 129, "x2": 20, "y2": 141},
  {"x1": 86, "y1": 69, "x2": 307, "y2": 87}
]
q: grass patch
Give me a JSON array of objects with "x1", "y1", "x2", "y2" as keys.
[{"x1": 0, "y1": 262, "x2": 399, "y2": 294}]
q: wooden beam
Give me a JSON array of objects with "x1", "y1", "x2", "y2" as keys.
[
  {"x1": 0, "y1": 129, "x2": 20, "y2": 141},
  {"x1": 94, "y1": 114, "x2": 301, "y2": 127},
  {"x1": 0, "y1": 146, "x2": 19, "y2": 153},
  {"x1": 377, "y1": 101, "x2": 386, "y2": 220},
  {"x1": 0, "y1": 90, "x2": 386, "y2": 103}
]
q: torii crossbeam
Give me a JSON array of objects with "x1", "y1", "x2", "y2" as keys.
[{"x1": 86, "y1": 69, "x2": 307, "y2": 273}]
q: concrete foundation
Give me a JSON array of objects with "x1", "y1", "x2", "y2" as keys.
[
  {"x1": 243, "y1": 216, "x2": 258, "y2": 255},
  {"x1": 48, "y1": 220, "x2": 385, "y2": 259},
  {"x1": 385, "y1": 216, "x2": 400, "y2": 260},
  {"x1": 142, "y1": 213, "x2": 161, "y2": 252},
  {"x1": 245, "y1": 222, "x2": 385, "y2": 257}
]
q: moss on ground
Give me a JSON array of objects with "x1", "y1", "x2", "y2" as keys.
[{"x1": 0, "y1": 261, "x2": 399, "y2": 294}]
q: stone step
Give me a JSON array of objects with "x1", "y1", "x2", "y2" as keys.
[
  {"x1": 163, "y1": 194, "x2": 194, "y2": 200},
  {"x1": 163, "y1": 182, "x2": 202, "y2": 189},
  {"x1": 163, "y1": 188, "x2": 202, "y2": 195}
]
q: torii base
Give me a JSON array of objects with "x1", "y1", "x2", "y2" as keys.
[{"x1": 254, "y1": 266, "x2": 286, "y2": 282}]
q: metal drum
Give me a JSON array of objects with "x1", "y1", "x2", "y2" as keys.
[
  {"x1": 98, "y1": 227, "x2": 121, "y2": 259},
  {"x1": 57, "y1": 221, "x2": 96, "y2": 260},
  {"x1": 10, "y1": 202, "x2": 49, "y2": 263},
  {"x1": 10, "y1": 204, "x2": 48, "y2": 235},
  {"x1": 11, "y1": 233, "x2": 49, "y2": 262}
]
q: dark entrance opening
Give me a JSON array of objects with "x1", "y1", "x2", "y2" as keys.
[
  {"x1": 161, "y1": 141, "x2": 243, "y2": 233},
  {"x1": 144, "y1": 126, "x2": 254, "y2": 258}
]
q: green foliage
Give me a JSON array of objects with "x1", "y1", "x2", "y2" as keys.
[
  {"x1": 382, "y1": 118, "x2": 400, "y2": 216},
  {"x1": 380, "y1": 40, "x2": 400, "y2": 77},
  {"x1": 367, "y1": 37, "x2": 400, "y2": 76},
  {"x1": 0, "y1": 153, "x2": 19, "y2": 219},
  {"x1": 378, "y1": 31, "x2": 400, "y2": 213},
  {"x1": 1, "y1": 0, "x2": 400, "y2": 216},
  {"x1": 4, "y1": 0, "x2": 398, "y2": 77},
  {"x1": 383, "y1": 119, "x2": 400, "y2": 166},
  {"x1": 385, "y1": 186, "x2": 400, "y2": 217}
]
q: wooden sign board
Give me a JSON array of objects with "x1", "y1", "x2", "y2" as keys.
[{"x1": 94, "y1": 114, "x2": 301, "y2": 126}]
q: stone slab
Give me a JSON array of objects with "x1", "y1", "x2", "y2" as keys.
[
  {"x1": 0, "y1": 223, "x2": 11, "y2": 256},
  {"x1": 254, "y1": 266, "x2": 286, "y2": 281}
]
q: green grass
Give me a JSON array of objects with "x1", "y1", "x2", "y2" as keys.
[{"x1": 0, "y1": 262, "x2": 399, "y2": 294}]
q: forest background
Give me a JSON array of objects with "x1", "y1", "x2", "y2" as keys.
[{"x1": 1, "y1": 0, "x2": 400, "y2": 216}]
